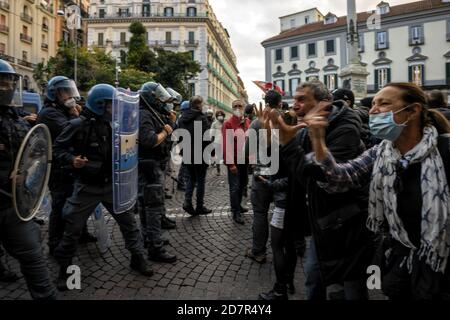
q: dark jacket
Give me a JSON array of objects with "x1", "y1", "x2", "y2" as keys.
[
  {"x1": 0, "y1": 107, "x2": 30, "y2": 209},
  {"x1": 53, "y1": 109, "x2": 112, "y2": 185},
  {"x1": 434, "y1": 107, "x2": 450, "y2": 121},
  {"x1": 281, "y1": 101, "x2": 373, "y2": 285},
  {"x1": 177, "y1": 108, "x2": 210, "y2": 166},
  {"x1": 138, "y1": 104, "x2": 175, "y2": 163},
  {"x1": 36, "y1": 104, "x2": 77, "y2": 187},
  {"x1": 352, "y1": 105, "x2": 374, "y2": 148}
]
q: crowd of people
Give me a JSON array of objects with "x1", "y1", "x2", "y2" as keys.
[{"x1": 1, "y1": 56, "x2": 450, "y2": 300}]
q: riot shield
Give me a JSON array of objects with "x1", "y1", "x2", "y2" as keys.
[
  {"x1": 112, "y1": 88, "x2": 139, "y2": 214},
  {"x1": 11, "y1": 124, "x2": 52, "y2": 221}
]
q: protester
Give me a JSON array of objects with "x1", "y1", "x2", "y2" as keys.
[
  {"x1": 176, "y1": 101, "x2": 191, "y2": 191},
  {"x1": 179, "y1": 96, "x2": 212, "y2": 216},
  {"x1": 211, "y1": 110, "x2": 226, "y2": 176},
  {"x1": 270, "y1": 80, "x2": 373, "y2": 300},
  {"x1": 222, "y1": 100, "x2": 251, "y2": 225},
  {"x1": 427, "y1": 89, "x2": 450, "y2": 121},
  {"x1": 307, "y1": 82, "x2": 450, "y2": 300}
]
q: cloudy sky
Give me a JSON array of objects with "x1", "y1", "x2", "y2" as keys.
[{"x1": 209, "y1": 0, "x2": 413, "y2": 103}]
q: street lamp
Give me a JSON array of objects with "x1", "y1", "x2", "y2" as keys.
[{"x1": 58, "y1": 5, "x2": 81, "y2": 85}]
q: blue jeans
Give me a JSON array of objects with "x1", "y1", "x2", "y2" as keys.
[
  {"x1": 305, "y1": 239, "x2": 368, "y2": 300},
  {"x1": 184, "y1": 164, "x2": 208, "y2": 207},
  {"x1": 227, "y1": 164, "x2": 248, "y2": 217}
]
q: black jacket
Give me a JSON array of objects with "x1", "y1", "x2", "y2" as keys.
[
  {"x1": 281, "y1": 101, "x2": 373, "y2": 285},
  {"x1": 0, "y1": 107, "x2": 30, "y2": 209},
  {"x1": 177, "y1": 108, "x2": 210, "y2": 166},
  {"x1": 37, "y1": 104, "x2": 76, "y2": 186},
  {"x1": 138, "y1": 104, "x2": 175, "y2": 163},
  {"x1": 53, "y1": 109, "x2": 112, "y2": 185}
]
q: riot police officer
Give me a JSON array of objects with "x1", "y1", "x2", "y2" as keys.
[
  {"x1": 36, "y1": 76, "x2": 96, "y2": 255},
  {"x1": 53, "y1": 84, "x2": 153, "y2": 290},
  {"x1": 138, "y1": 82, "x2": 177, "y2": 263},
  {"x1": 0, "y1": 59, "x2": 56, "y2": 299}
]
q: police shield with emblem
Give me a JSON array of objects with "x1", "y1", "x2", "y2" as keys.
[
  {"x1": 112, "y1": 88, "x2": 139, "y2": 214},
  {"x1": 11, "y1": 124, "x2": 52, "y2": 221}
]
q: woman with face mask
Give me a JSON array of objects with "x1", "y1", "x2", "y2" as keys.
[
  {"x1": 211, "y1": 111, "x2": 225, "y2": 176},
  {"x1": 303, "y1": 83, "x2": 450, "y2": 299}
]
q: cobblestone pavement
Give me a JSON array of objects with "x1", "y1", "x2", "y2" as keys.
[{"x1": 0, "y1": 166, "x2": 384, "y2": 300}]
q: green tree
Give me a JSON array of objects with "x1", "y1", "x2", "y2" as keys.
[
  {"x1": 118, "y1": 68, "x2": 155, "y2": 91},
  {"x1": 127, "y1": 21, "x2": 156, "y2": 72}
]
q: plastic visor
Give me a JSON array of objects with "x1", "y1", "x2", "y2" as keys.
[
  {"x1": 55, "y1": 79, "x2": 81, "y2": 101},
  {"x1": 154, "y1": 84, "x2": 173, "y2": 103},
  {"x1": 166, "y1": 88, "x2": 182, "y2": 104},
  {"x1": 112, "y1": 88, "x2": 139, "y2": 214},
  {"x1": 0, "y1": 73, "x2": 23, "y2": 107}
]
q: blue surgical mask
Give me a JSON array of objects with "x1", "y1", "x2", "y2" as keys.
[{"x1": 369, "y1": 106, "x2": 411, "y2": 141}]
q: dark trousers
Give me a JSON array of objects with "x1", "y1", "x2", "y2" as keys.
[
  {"x1": 138, "y1": 162, "x2": 166, "y2": 254},
  {"x1": 48, "y1": 180, "x2": 73, "y2": 250},
  {"x1": 0, "y1": 207, "x2": 56, "y2": 299},
  {"x1": 54, "y1": 182, "x2": 144, "y2": 266},
  {"x1": 184, "y1": 164, "x2": 208, "y2": 207},
  {"x1": 271, "y1": 225, "x2": 298, "y2": 288},
  {"x1": 177, "y1": 163, "x2": 188, "y2": 188},
  {"x1": 226, "y1": 164, "x2": 248, "y2": 217},
  {"x1": 250, "y1": 177, "x2": 273, "y2": 256}
]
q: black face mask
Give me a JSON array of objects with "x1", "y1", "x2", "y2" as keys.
[{"x1": 0, "y1": 89, "x2": 15, "y2": 106}]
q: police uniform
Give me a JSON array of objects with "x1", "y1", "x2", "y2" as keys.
[{"x1": 0, "y1": 106, "x2": 56, "y2": 299}]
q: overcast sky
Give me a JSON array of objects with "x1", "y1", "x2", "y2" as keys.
[{"x1": 209, "y1": 0, "x2": 414, "y2": 103}]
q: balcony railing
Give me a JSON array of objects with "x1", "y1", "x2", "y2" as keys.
[
  {"x1": 0, "y1": 1, "x2": 9, "y2": 11},
  {"x1": 0, "y1": 53, "x2": 14, "y2": 63},
  {"x1": 26, "y1": 0, "x2": 34, "y2": 3},
  {"x1": 42, "y1": 24, "x2": 48, "y2": 32},
  {"x1": 375, "y1": 42, "x2": 389, "y2": 50},
  {"x1": 409, "y1": 37, "x2": 424, "y2": 46},
  {"x1": 148, "y1": 40, "x2": 181, "y2": 47},
  {"x1": 184, "y1": 40, "x2": 199, "y2": 47},
  {"x1": 89, "y1": 12, "x2": 208, "y2": 19},
  {"x1": 0, "y1": 24, "x2": 8, "y2": 34},
  {"x1": 20, "y1": 33, "x2": 33, "y2": 43},
  {"x1": 41, "y1": 43, "x2": 49, "y2": 50},
  {"x1": 17, "y1": 59, "x2": 34, "y2": 69},
  {"x1": 112, "y1": 41, "x2": 129, "y2": 47},
  {"x1": 21, "y1": 13, "x2": 33, "y2": 24}
]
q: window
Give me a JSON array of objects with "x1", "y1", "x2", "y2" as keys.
[
  {"x1": 446, "y1": 62, "x2": 450, "y2": 85},
  {"x1": 375, "y1": 68, "x2": 391, "y2": 90},
  {"x1": 99, "y1": 8, "x2": 106, "y2": 18},
  {"x1": 142, "y1": 3, "x2": 150, "y2": 17},
  {"x1": 189, "y1": 50, "x2": 195, "y2": 60},
  {"x1": 275, "y1": 48, "x2": 283, "y2": 62},
  {"x1": 358, "y1": 33, "x2": 365, "y2": 52},
  {"x1": 0, "y1": 42, "x2": 5, "y2": 54},
  {"x1": 324, "y1": 74, "x2": 338, "y2": 91},
  {"x1": 23, "y1": 76, "x2": 29, "y2": 90},
  {"x1": 120, "y1": 32, "x2": 126, "y2": 45},
  {"x1": 409, "y1": 25, "x2": 424, "y2": 45},
  {"x1": 325, "y1": 15, "x2": 337, "y2": 25},
  {"x1": 166, "y1": 32, "x2": 172, "y2": 44},
  {"x1": 307, "y1": 43, "x2": 316, "y2": 57},
  {"x1": 290, "y1": 46, "x2": 298, "y2": 59},
  {"x1": 274, "y1": 80, "x2": 285, "y2": 92},
  {"x1": 187, "y1": 7, "x2": 197, "y2": 17},
  {"x1": 164, "y1": 7, "x2": 174, "y2": 17},
  {"x1": 376, "y1": 31, "x2": 388, "y2": 50},
  {"x1": 305, "y1": 16, "x2": 310, "y2": 24},
  {"x1": 0, "y1": 15, "x2": 5, "y2": 26},
  {"x1": 22, "y1": 50, "x2": 27, "y2": 61},
  {"x1": 188, "y1": 31, "x2": 195, "y2": 44},
  {"x1": 325, "y1": 39, "x2": 335, "y2": 55},
  {"x1": 98, "y1": 33, "x2": 104, "y2": 46},
  {"x1": 409, "y1": 65, "x2": 424, "y2": 87},
  {"x1": 289, "y1": 78, "x2": 300, "y2": 96},
  {"x1": 447, "y1": 20, "x2": 450, "y2": 41},
  {"x1": 118, "y1": 8, "x2": 130, "y2": 17},
  {"x1": 290, "y1": 19, "x2": 296, "y2": 28},
  {"x1": 378, "y1": 5, "x2": 390, "y2": 14}
]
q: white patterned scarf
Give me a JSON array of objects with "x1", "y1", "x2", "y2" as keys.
[{"x1": 367, "y1": 126, "x2": 450, "y2": 274}]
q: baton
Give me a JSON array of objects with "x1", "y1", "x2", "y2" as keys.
[
  {"x1": 0, "y1": 188, "x2": 12, "y2": 198},
  {"x1": 141, "y1": 98, "x2": 167, "y2": 127}
]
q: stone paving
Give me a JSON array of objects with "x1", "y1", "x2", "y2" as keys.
[{"x1": 0, "y1": 166, "x2": 308, "y2": 300}]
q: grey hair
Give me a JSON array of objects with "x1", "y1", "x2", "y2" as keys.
[{"x1": 297, "y1": 81, "x2": 332, "y2": 101}]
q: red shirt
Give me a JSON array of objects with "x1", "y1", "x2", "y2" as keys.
[{"x1": 221, "y1": 115, "x2": 251, "y2": 166}]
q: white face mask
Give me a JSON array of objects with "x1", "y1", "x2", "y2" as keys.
[
  {"x1": 217, "y1": 116, "x2": 224, "y2": 122},
  {"x1": 64, "y1": 98, "x2": 77, "y2": 109},
  {"x1": 233, "y1": 109, "x2": 242, "y2": 118}
]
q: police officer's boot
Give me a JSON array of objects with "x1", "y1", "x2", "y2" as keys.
[
  {"x1": 161, "y1": 215, "x2": 176, "y2": 229},
  {"x1": 183, "y1": 201, "x2": 196, "y2": 216},
  {"x1": 0, "y1": 260, "x2": 19, "y2": 283},
  {"x1": 130, "y1": 254, "x2": 154, "y2": 277}
]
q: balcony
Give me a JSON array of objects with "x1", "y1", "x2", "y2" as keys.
[
  {"x1": 21, "y1": 13, "x2": 33, "y2": 24},
  {"x1": 20, "y1": 33, "x2": 33, "y2": 44},
  {"x1": 90, "y1": 41, "x2": 105, "y2": 47},
  {"x1": 375, "y1": 42, "x2": 389, "y2": 50},
  {"x1": 17, "y1": 59, "x2": 33, "y2": 69},
  {"x1": 0, "y1": 1, "x2": 9, "y2": 11},
  {"x1": 184, "y1": 40, "x2": 199, "y2": 47},
  {"x1": 148, "y1": 40, "x2": 180, "y2": 47},
  {"x1": 0, "y1": 24, "x2": 8, "y2": 34},
  {"x1": 409, "y1": 37, "x2": 424, "y2": 46},
  {"x1": 0, "y1": 52, "x2": 14, "y2": 63},
  {"x1": 112, "y1": 41, "x2": 129, "y2": 48},
  {"x1": 41, "y1": 43, "x2": 48, "y2": 50},
  {"x1": 89, "y1": 12, "x2": 208, "y2": 19},
  {"x1": 42, "y1": 24, "x2": 48, "y2": 32}
]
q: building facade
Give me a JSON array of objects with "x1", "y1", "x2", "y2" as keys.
[
  {"x1": 86, "y1": 0, "x2": 245, "y2": 113},
  {"x1": 262, "y1": 0, "x2": 450, "y2": 102},
  {"x1": 0, "y1": 0, "x2": 58, "y2": 91},
  {"x1": 54, "y1": 0, "x2": 90, "y2": 49}
]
